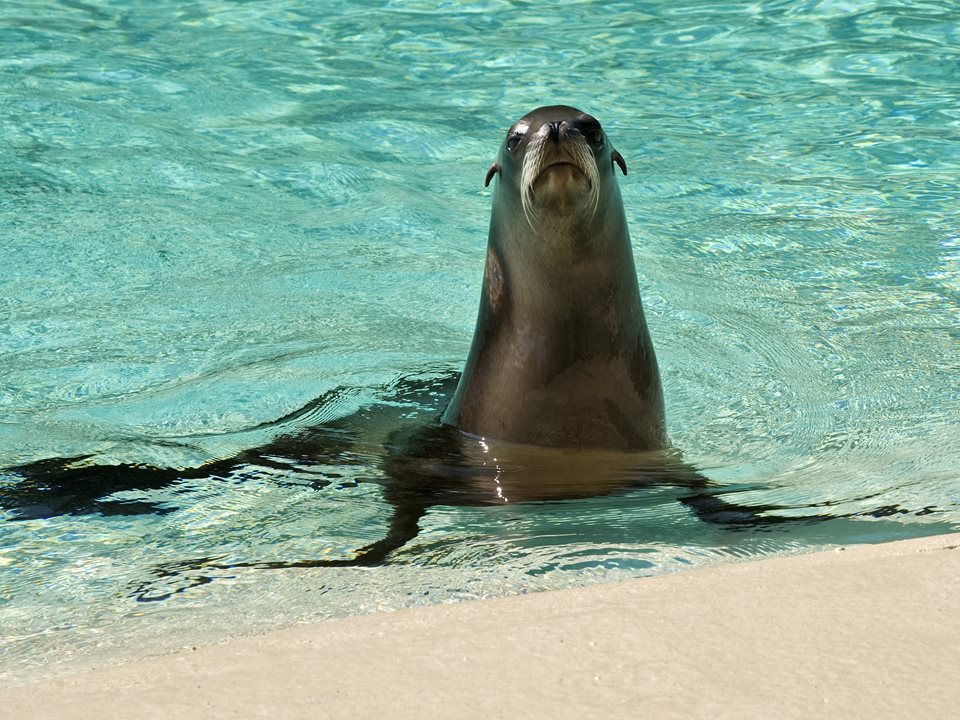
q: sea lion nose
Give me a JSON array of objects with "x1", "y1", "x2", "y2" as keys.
[{"x1": 547, "y1": 121, "x2": 563, "y2": 141}]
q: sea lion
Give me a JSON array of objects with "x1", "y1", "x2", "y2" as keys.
[{"x1": 442, "y1": 105, "x2": 667, "y2": 451}]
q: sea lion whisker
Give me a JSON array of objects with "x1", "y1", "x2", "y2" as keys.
[{"x1": 521, "y1": 136, "x2": 545, "y2": 228}]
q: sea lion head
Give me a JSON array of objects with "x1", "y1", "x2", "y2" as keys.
[{"x1": 485, "y1": 105, "x2": 628, "y2": 232}]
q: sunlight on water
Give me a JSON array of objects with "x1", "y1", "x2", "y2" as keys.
[{"x1": 0, "y1": 0, "x2": 957, "y2": 683}]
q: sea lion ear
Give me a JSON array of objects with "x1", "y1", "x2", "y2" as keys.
[
  {"x1": 484, "y1": 163, "x2": 501, "y2": 187},
  {"x1": 612, "y1": 150, "x2": 627, "y2": 176}
]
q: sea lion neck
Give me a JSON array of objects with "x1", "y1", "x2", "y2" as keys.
[{"x1": 487, "y1": 226, "x2": 644, "y2": 340}]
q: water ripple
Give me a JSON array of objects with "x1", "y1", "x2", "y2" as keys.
[{"x1": 1, "y1": 0, "x2": 959, "y2": 685}]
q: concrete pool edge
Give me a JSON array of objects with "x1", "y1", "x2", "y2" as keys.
[{"x1": 4, "y1": 532, "x2": 958, "y2": 719}]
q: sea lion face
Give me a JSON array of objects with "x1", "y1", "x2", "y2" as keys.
[{"x1": 486, "y1": 105, "x2": 627, "y2": 230}]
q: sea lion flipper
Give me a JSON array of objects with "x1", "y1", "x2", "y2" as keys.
[
  {"x1": 629, "y1": 462, "x2": 823, "y2": 527},
  {"x1": 1, "y1": 457, "x2": 239, "y2": 520},
  {"x1": 130, "y1": 502, "x2": 428, "y2": 601},
  {"x1": 234, "y1": 501, "x2": 426, "y2": 569},
  {"x1": 679, "y1": 488, "x2": 857, "y2": 527},
  {"x1": 346, "y1": 500, "x2": 426, "y2": 565}
]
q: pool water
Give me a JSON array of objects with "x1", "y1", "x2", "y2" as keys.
[{"x1": 1, "y1": 0, "x2": 958, "y2": 682}]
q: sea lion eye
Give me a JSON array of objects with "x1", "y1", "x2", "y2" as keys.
[
  {"x1": 506, "y1": 133, "x2": 523, "y2": 153},
  {"x1": 587, "y1": 129, "x2": 604, "y2": 148}
]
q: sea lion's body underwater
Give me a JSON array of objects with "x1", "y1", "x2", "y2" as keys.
[{"x1": 3, "y1": 107, "x2": 791, "y2": 582}]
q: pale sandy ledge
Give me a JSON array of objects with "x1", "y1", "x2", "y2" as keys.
[{"x1": 3, "y1": 532, "x2": 958, "y2": 719}]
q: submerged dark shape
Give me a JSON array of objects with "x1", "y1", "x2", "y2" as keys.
[{"x1": 1, "y1": 107, "x2": 909, "y2": 600}]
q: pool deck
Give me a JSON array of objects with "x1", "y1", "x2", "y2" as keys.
[{"x1": 4, "y1": 532, "x2": 958, "y2": 719}]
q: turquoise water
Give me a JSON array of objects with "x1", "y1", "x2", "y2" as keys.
[{"x1": 1, "y1": 0, "x2": 958, "y2": 681}]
